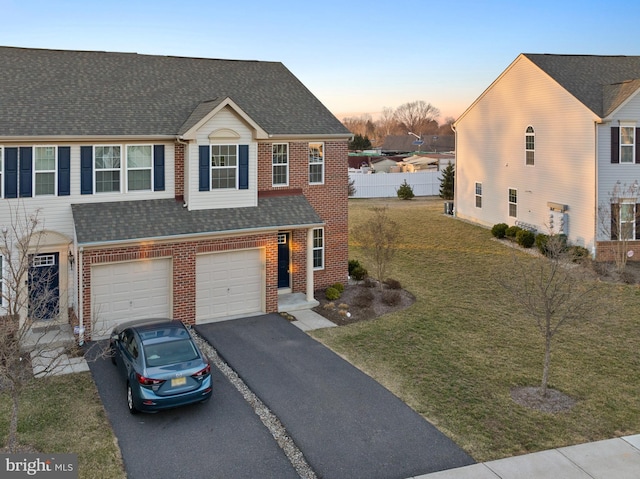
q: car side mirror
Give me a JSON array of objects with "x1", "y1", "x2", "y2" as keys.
[{"x1": 110, "y1": 332, "x2": 120, "y2": 342}]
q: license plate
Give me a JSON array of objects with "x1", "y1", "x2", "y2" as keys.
[{"x1": 171, "y1": 377, "x2": 187, "y2": 387}]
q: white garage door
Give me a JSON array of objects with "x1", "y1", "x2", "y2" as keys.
[
  {"x1": 91, "y1": 258, "x2": 172, "y2": 339},
  {"x1": 196, "y1": 249, "x2": 263, "y2": 323}
]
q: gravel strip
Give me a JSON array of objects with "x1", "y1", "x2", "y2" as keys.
[{"x1": 190, "y1": 328, "x2": 317, "y2": 479}]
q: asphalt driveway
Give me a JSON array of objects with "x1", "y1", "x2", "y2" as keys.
[
  {"x1": 86, "y1": 343, "x2": 299, "y2": 479},
  {"x1": 195, "y1": 314, "x2": 474, "y2": 479}
]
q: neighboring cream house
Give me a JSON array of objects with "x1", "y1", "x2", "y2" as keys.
[
  {"x1": 0, "y1": 47, "x2": 350, "y2": 339},
  {"x1": 454, "y1": 53, "x2": 640, "y2": 259}
]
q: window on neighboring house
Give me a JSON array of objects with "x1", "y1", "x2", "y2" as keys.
[
  {"x1": 127, "y1": 145, "x2": 153, "y2": 191},
  {"x1": 95, "y1": 146, "x2": 121, "y2": 193},
  {"x1": 508, "y1": 188, "x2": 517, "y2": 217},
  {"x1": 620, "y1": 126, "x2": 635, "y2": 163},
  {"x1": 0, "y1": 255, "x2": 3, "y2": 307},
  {"x1": 475, "y1": 182, "x2": 482, "y2": 208},
  {"x1": 312, "y1": 228, "x2": 324, "y2": 269},
  {"x1": 34, "y1": 146, "x2": 56, "y2": 196},
  {"x1": 0, "y1": 147, "x2": 3, "y2": 198},
  {"x1": 525, "y1": 126, "x2": 535, "y2": 166},
  {"x1": 272, "y1": 143, "x2": 289, "y2": 186},
  {"x1": 611, "y1": 201, "x2": 638, "y2": 240},
  {"x1": 309, "y1": 142, "x2": 324, "y2": 184},
  {"x1": 211, "y1": 144, "x2": 237, "y2": 189}
]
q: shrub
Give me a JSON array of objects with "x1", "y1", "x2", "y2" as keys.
[
  {"x1": 382, "y1": 290, "x2": 401, "y2": 306},
  {"x1": 491, "y1": 223, "x2": 509, "y2": 239},
  {"x1": 348, "y1": 259, "x2": 361, "y2": 276},
  {"x1": 516, "y1": 229, "x2": 535, "y2": 248},
  {"x1": 568, "y1": 245, "x2": 590, "y2": 263},
  {"x1": 331, "y1": 282, "x2": 345, "y2": 294},
  {"x1": 363, "y1": 277, "x2": 377, "y2": 288},
  {"x1": 396, "y1": 180, "x2": 415, "y2": 200},
  {"x1": 383, "y1": 278, "x2": 402, "y2": 290},
  {"x1": 505, "y1": 225, "x2": 522, "y2": 239},
  {"x1": 353, "y1": 288, "x2": 374, "y2": 308},
  {"x1": 535, "y1": 233, "x2": 550, "y2": 255},
  {"x1": 351, "y1": 266, "x2": 368, "y2": 281},
  {"x1": 325, "y1": 286, "x2": 341, "y2": 301}
]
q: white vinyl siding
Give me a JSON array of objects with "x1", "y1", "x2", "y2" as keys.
[{"x1": 455, "y1": 55, "x2": 598, "y2": 250}]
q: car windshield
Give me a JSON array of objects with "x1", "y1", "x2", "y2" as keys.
[{"x1": 143, "y1": 339, "x2": 199, "y2": 367}]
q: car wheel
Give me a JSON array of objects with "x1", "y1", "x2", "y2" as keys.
[{"x1": 127, "y1": 383, "x2": 139, "y2": 415}]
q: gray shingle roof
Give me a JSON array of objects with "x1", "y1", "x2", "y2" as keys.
[
  {"x1": 524, "y1": 54, "x2": 640, "y2": 118},
  {"x1": 0, "y1": 46, "x2": 350, "y2": 137},
  {"x1": 71, "y1": 195, "x2": 323, "y2": 245}
]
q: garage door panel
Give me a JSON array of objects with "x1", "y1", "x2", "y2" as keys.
[
  {"x1": 91, "y1": 259, "x2": 172, "y2": 339},
  {"x1": 196, "y1": 249, "x2": 263, "y2": 323}
]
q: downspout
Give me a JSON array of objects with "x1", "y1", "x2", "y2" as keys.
[{"x1": 77, "y1": 246, "x2": 84, "y2": 345}]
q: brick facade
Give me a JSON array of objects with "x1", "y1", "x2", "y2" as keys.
[{"x1": 595, "y1": 241, "x2": 640, "y2": 262}]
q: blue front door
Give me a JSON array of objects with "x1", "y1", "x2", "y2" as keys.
[
  {"x1": 277, "y1": 233, "x2": 290, "y2": 289},
  {"x1": 28, "y1": 252, "x2": 60, "y2": 320}
]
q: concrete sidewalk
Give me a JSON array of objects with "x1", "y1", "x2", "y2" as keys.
[{"x1": 413, "y1": 435, "x2": 640, "y2": 479}]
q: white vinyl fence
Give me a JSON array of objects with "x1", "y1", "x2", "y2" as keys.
[{"x1": 349, "y1": 171, "x2": 442, "y2": 198}]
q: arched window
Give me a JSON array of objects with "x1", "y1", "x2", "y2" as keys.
[{"x1": 525, "y1": 126, "x2": 535, "y2": 166}]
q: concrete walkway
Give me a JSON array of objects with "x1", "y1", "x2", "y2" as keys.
[{"x1": 415, "y1": 435, "x2": 640, "y2": 479}]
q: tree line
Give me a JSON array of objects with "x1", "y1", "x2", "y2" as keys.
[{"x1": 342, "y1": 100, "x2": 456, "y2": 147}]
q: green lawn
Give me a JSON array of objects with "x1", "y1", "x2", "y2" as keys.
[
  {"x1": 0, "y1": 373, "x2": 125, "y2": 479},
  {"x1": 312, "y1": 197, "x2": 640, "y2": 462}
]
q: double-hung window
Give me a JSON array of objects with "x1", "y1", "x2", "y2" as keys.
[
  {"x1": 0, "y1": 255, "x2": 4, "y2": 307},
  {"x1": 211, "y1": 144, "x2": 237, "y2": 189},
  {"x1": 95, "y1": 146, "x2": 121, "y2": 193},
  {"x1": 525, "y1": 126, "x2": 535, "y2": 166},
  {"x1": 34, "y1": 146, "x2": 57, "y2": 196},
  {"x1": 508, "y1": 188, "x2": 517, "y2": 217},
  {"x1": 475, "y1": 182, "x2": 482, "y2": 208},
  {"x1": 620, "y1": 125, "x2": 635, "y2": 163},
  {"x1": 0, "y1": 147, "x2": 3, "y2": 198},
  {"x1": 312, "y1": 228, "x2": 324, "y2": 269},
  {"x1": 272, "y1": 144, "x2": 288, "y2": 186},
  {"x1": 127, "y1": 145, "x2": 153, "y2": 191},
  {"x1": 309, "y1": 142, "x2": 324, "y2": 184}
]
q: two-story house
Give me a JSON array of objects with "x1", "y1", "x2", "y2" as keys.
[
  {"x1": 0, "y1": 46, "x2": 350, "y2": 339},
  {"x1": 454, "y1": 53, "x2": 640, "y2": 260}
]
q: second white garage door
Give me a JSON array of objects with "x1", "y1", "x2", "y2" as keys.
[
  {"x1": 91, "y1": 258, "x2": 172, "y2": 339},
  {"x1": 196, "y1": 249, "x2": 263, "y2": 323}
]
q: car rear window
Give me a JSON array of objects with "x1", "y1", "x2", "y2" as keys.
[{"x1": 143, "y1": 339, "x2": 199, "y2": 367}]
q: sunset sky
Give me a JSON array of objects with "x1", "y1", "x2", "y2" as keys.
[{"x1": 3, "y1": 0, "x2": 640, "y2": 123}]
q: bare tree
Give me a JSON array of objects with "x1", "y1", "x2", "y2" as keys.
[
  {"x1": 498, "y1": 236, "x2": 603, "y2": 397},
  {"x1": 597, "y1": 181, "x2": 640, "y2": 273},
  {"x1": 0, "y1": 202, "x2": 76, "y2": 452},
  {"x1": 394, "y1": 100, "x2": 441, "y2": 136},
  {"x1": 351, "y1": 206, "x2": 399, "y2": 288}
]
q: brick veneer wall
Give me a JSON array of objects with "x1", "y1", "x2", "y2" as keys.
[
  {"x1": 595, "y1": 241, "x2": 640, "y2": 262},
  {"x1": 258, "y1": 140, "x2": 349, "y2": 292},
  {"x1": 81, "y1": 233, "x2": 277, "y2": 339},
  {"x1": 175, "y1": 142, "x2": 185, "y2": 199}
]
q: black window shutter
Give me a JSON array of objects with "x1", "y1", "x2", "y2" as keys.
[
  {"x1": 239, "y1": 145, "x2": 249, "y2": 190},
  {"x1": 19, "y1": 147, "x2": 32, "y2": 197},
  {"x1": 199, "y1": 145, "x2": 210, "y2": 191},
  {"x1": 80, "y1": 146, "x2": 93, "y2": 195},
  {"x1": 636, "y1": 204, "x2": 640, "y2": 240},
  {"x1": 153, "y1": 145, "x2": 165, "y2": 191},
  {"x1": 611, "y1": 203, "x2": 620, "y2": 240},
  {"x1": 636, "y1": 128, "x2": 640, "y2": 164},
  {"x1": 611, "y1": 127, "x2": 619, "y2": 163},
  {"x1": 58, "y1": 147, "x2": 71, "y2": 196},
  {"x1": 4, "y1": 147, "x2": 18, "y2": 198}
]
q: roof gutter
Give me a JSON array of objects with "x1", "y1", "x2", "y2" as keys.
[
  {"x1": 0, "y1": 134, "x2": 178, "y2": 143},
  {"x1": 76, "y1": 222, "x2": 326, "y2": 249},
  {"x1": 266, "y1": 133, "x2": 352, "y2": 141}
]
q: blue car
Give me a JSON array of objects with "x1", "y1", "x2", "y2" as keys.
[{"x1": 109, "y1": 318, "x2": 212, "y2": 414}]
